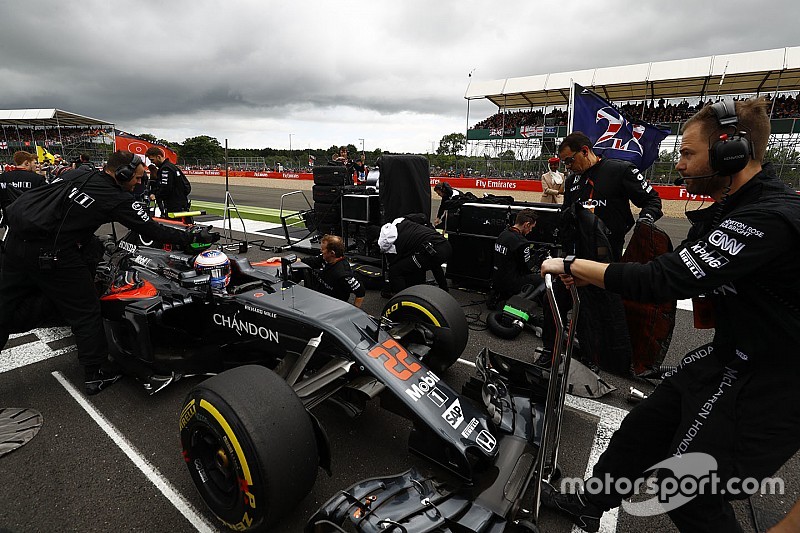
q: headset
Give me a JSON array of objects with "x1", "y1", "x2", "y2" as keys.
[
  {"x1": 707, "y1": 99, "x2": 753, "y2": 176},
  {"x1": 674, "y1": 99, "x2": 754, "y2": 185},
  {"x1": 115, "y1": 154, "x2": 144, "y2": 182}
]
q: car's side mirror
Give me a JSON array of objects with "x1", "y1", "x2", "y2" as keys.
[
  {"x1": 281, "y1": 254, "x2": 297, "y2": 280},
  {"x1": 180, "y1": 272, "x2": 211, "y2": 289}
]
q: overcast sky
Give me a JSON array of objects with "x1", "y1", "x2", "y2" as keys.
[{"x1": 1, "y1": 0, "x2": 797, "y2": 154}]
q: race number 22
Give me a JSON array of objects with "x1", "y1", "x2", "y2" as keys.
[{"x1": 368, "y1": 339, "x2": 421, "y2": 381}]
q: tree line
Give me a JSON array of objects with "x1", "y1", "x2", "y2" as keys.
[{"x1": 136, "y1": 132, "x2": 469, "y2": 168}]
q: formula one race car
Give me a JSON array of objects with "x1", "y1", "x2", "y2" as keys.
[{"x1": 100, "y1": 223, "x2": 580, "y2": 533}]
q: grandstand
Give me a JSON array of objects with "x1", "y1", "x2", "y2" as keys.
[
  {"x1": 0, "y1": 109, "x2": 115, "y2": 165},
  {"x1": 464, "y1": 46, "x2": 800, "y2": 185}
]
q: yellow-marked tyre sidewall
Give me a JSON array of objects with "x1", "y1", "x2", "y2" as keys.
[
  {"x1": 381, "y1": 285, "x2": 468, "y2": 372},
  {"x1": 180, "y1": 390, "x2": 265, "y2": 531},
  {"x1": 180, "y1": 365, "x2": 319, "y2": 532}
]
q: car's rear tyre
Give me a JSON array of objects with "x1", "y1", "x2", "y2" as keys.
[
  {"x1": 487, "y1": 310, "x2": 523, "y2": 339},
  {"x1": 381, "y1": 286, "x2": 468, "y2": 373},
  {"x1": 180, "y1": 365, "x2": 318, "y2": 532}
]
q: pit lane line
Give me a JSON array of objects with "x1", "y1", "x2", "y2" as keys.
[
  {"x1": 457, "y1": 357, "x2": 624, "y2": 533},
  {"x1": 51, "y1": 371, "x2": 217, "y2": 533}
]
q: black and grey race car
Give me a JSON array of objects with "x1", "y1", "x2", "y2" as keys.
[{"x1": 100, "y1": 224, "x2": 578, "y2": 533}]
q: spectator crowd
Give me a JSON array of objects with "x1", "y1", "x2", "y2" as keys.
[{"x1": 471, "y1": 93, "x2": 800, "y2": 131}]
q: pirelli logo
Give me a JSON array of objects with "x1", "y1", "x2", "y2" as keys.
[{"x1": 679, "y1": 248, "x2": 705, "y2": 279}]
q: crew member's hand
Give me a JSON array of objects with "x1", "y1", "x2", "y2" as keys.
[
  {"x1": 540, "y1": 258, "x2": 589, "y2": 287},
  {"x1": 434, "y1": 217, "x2": 441, "y2": 226},
  {"x1": 190, "y1": 226, "x2": 221, "y2": 244},
  {"x1": 266, "y1": 256, "x2": 280, "y2": 263},
  {"x1": 540, "y1": 258, "x2": 565, "y2": 276}
]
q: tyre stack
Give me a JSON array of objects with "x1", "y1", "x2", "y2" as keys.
[{"x1": 311, "y1": 165, "x2": 350, "y2": 235}]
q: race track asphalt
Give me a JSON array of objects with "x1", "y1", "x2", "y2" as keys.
[{"x1": 0, "y1": 182, "x2": 796, "y2": 533}]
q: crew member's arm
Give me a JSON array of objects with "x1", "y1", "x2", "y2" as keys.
[
  {"x1": 542, "y1": 211, "x2": 784, "y2": 302},
  {"x1": 622, "y1": 165, "x2": 662, "y2": 222},
  {"x1": 521, "y1": 241, "x2": 537, "y2": 273},
  {"x1": 302, "y1": 255, "x2": 323, "y2": 269},
  {"x1": 435, "y1": 202, "x2": 446, "y2": 225},
  {"x1": 541, "y1": 257, "x2": 609, "y2": 288},
  {"x1": 350, "y1": 275, "x2": 365, "y2": 308},
  {"x1": 111, "y1": 200, "x2": 210, "y2": 247},
  {"x1": 330, "y1": 270, "x2": 365, "y2": 307}
]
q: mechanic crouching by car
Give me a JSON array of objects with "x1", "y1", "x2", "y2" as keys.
[
  {"x1": 268, "y1": 235, "x2": 365, "y2": 308},
  {"x1": 378, "y1": 214, "x2": 451, "y2": 295},
  {"x1": 487, "y1": 209, "x2": 542, "y2": 309},
  {"x1": 539, "y1": 98, "x2": 800, "y2": 532},
  {"x1": 0, "y1": 150, "x2": 219, "y2": 395}
]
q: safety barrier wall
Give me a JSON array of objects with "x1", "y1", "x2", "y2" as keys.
[{"x1": 186, "y1": 170, "x2": 712, "y2": 201}]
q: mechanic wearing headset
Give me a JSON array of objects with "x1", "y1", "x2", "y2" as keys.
[
  {"x1": 145, "y1": 146, "x2": 191, "y2": 216},
  {"x1": 0, "y1": 151, "x2": 219, "y2": 396},
  {"x1": 268, "y1": 235, "x2": 365, "y2": 308},
  {"x1": 486, "y1": 209, "x2": 540, "y2": 309},
  {"x1": 378, "y1": 214, "x2": 451, "y2": 294},
  {"x1": 539, "y1": 98, "x2": 800, "y2": 532}
]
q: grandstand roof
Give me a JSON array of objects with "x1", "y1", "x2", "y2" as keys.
[
  {"x1": 0, "y1": 108, "x2": 113, "y2": 127},
  {"x1": 466, "y1": 46, "x2": 800, "y2": 109}
]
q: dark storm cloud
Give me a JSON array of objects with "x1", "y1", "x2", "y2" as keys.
[{"x1": 0, "y1": 0, "x2": 797, "y2": 150}]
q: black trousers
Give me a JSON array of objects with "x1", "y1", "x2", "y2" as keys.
[
  {"x1": 389, "y1": 241, "x2": 451, "y2": 293},
  {"x1": 585, "y1": 344, "x2": 800, "y2": 532},
  {"x1": 0, "y1": 240, "x2": 106, "y2": 368},
  {"x1": 541, "y1": 281, "x2": 632, "y2": 374}
]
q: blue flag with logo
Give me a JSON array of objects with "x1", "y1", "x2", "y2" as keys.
[{"x1": 572, "y1": 83, "x2": 670, "y2": 170}]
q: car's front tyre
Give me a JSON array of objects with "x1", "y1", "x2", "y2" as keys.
[
  {"x1": 180, "y1": 365, "x2": 318, "y2": 531},
  {"x1": 382, "y1": 286, "x2": 468, "y2": 373}
]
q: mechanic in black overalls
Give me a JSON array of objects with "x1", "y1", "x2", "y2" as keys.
[
  {"x1": 272, "y1": 235, "x2": 366, "y2": 307},
  {"x1": 540, "y1": 131, "x2": 663, "y2": 370},
  {"x1": 433, "y1": 181, "x2": 461, "y2": 228},
  {"x1": 378, "y1": 215, "x2": 451, "y2": 294},
  {"x1": 540, "y1": 98, "x2": 800, "y2": 533},
  {"x1": 145, "y1": 146, "x2": 191, "y2": 216},
  {"x1": 486, "y1": 209, "x2": 540, "y2": 309},
  {"x1": 0, "y1": 151, "x2": 219, "y2": 395}
]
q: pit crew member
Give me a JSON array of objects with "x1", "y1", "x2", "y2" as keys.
[
  {"x1": 0, "y1": 151, "x2": 219, "y2": 395},
  {"x1": 268, "y1": 234, "x2": 365, "y2": 307},
  {"x1": 145, "y1": 146, "x2": 191, "y2": 215},
  {"x1": 0, "y1": 151, "x2": 47, "y2": 216},
  {"x1": 487, "y1": 209, "x2": 540, "y2": 309},
  {"x1": 540, "y1": 98, "x2": 800, "y2": 532},
  {"x1": 378, "y1": 215, "x2": 451, "y2": 294}
]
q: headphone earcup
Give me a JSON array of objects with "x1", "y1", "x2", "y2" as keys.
[
  {"x1": 708, "y1": 134, "x2": 751, "y2": 176},
  {"x1": 115, "y1": 155, "x2": 142, "y2": 182},
  {"x1": 707, "y1": 99, "x2": 752, "y2": 176},
  {"x1": 115, "y1": 164, "x2": 134, "y2": 182}
]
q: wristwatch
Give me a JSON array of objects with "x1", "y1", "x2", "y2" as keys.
[{"x1": 563, "y1": 255, "x2": 577, "y2": 276}]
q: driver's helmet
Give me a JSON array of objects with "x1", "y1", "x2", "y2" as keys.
[{"x1": 193, "y1": 250, "x2": 231, "y2": 290}]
